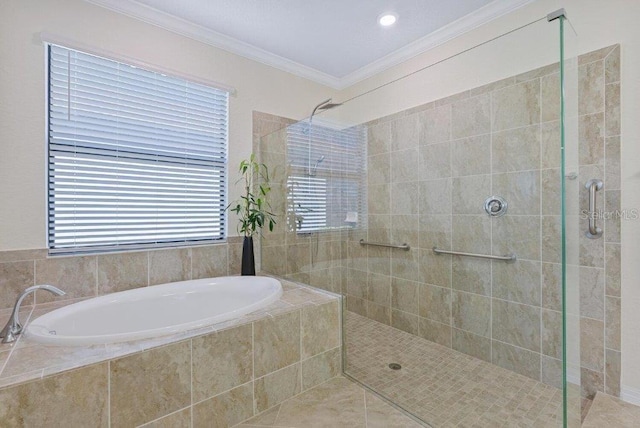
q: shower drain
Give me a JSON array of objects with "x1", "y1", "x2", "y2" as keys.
[{"x1": 388, "y1": 363, "x2": 402, "y2": 370}]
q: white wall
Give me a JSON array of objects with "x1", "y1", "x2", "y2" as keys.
[
  {"x1": 0, "y1": 0, "x2": 333, "y2": 250},
  {"x1": 333, "y1": 0, "x2": 640, "y2": 401}
]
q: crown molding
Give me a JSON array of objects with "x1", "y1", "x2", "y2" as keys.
[
  {"x1": 83, "y1": 0, "x2": 342, "y2": 88},
  {"x1": 337, "y1": 0, "x2": 536, "y2": 88},
  {"x1": 83, "y1": 0, "x2": 533, "y2": 90}
]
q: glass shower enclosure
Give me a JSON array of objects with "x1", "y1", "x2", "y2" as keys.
[{"x1": 259, "y1": 11, "x2": 589, "y2": 427}]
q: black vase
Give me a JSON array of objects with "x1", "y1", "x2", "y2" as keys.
[{"x1": 241, "y1": 236, "x2": 256, "y2": 276}]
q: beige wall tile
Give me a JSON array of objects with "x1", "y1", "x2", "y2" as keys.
[
  {"x1": 604, "y1": 190, "x2": 621, "y2": 243},
  {"x1": 605, "y1": 349, "x2": 621, "y2": 396},
  {"x1": 452, "y1": 215, "x2": 491, "y2": 255},
  {"x1": 605, "y1": 243, "x2": 621, "y2": 297},
  {"x1": 419, "y1": 142, "x2": 451, "y2": 180},
  {"x1": 35, "y1": 255, "x2": 97, "y2": 302},
  {"x1": 391, "y1": 277, "x2": 419, "y2": 315},
  {"x1": 140, "y1": 408, "x2": 191, "y2": 428},
  {"x1": 452, "y1": 328, "x2": 490, "y2": 362},
  {"x1": 148, "y1": 248, "x2": 191, "y2": 286},
  {"x1": 419, "y1": 215, "x2": 451, "y2": 250},
  {"x1": 541, "y1": 356, "x2": 563, "y2": 389},
  {"x1": 451, "y1": 135, "x2": 491, "y2": 177},
  {"x1": 97, "y1": 251, "x2": 148, "y2": 295},
  {"x1": 367, "y1": 273, "x2": 390, "y2": 306},
  {"x1": 578, "y1": 61, "x2": 605, "y2": 116},
  {"x1": 580, "y1": 317, "x2": 605, "y2": 372},
  {"x1": 192, "y1": 324, "x2": 253, "y2": 402},
  {"x1": 227, "y1": 241, "x2": 243, "y2": 275},
  {"x1": 492, "y1": 125, "x2": 541, "y2": 173},
  {"x1": 605, "y1": 82, "x2": 620, "y2": 137},
  {"x1": 390, "y1": 245, "x2": 422, "y2": 282},
  {"x1": 451, "y1": 174, "x2": 491, "y2": 215},
  {"x1": 421, "y1": 250, "x2": 452, "y2": 288},
  {"x1": 578, "y1": 113, "x2": 605, "y2": 166},
  {"x1": 0, "y1": 260, "x2": 34, "y2": 310},
  {"x1": 580, "y1": 267, "x2": 605, "y2": 320},
  {"x1": 418, "y1": 283, "x2": 451, "y2": 324},
  {"x1": 418, "y1": 104, "x2": 451, "y2": 145},
  {"x1": 418, "y1": 317, "x2": 451, "y2": 347},
  {"x1": 191, "y1": 244, "x2": 228, "y2": 279},
  {"x1": 492, "y1": 299, "x2": 540, "y2": 352},
  {"x1": 542, "y1": 168, "x2": 561, "y2": 216},
  {"x1": 605, "y1": 136, "x2": 621, "y2": 190},
  {"x1": 301, "y1": 301, "x2": 339, "y2": 359},
  {"x1": 604, "y1": 46, "x2": 620, "y2": 84},
  {"x1": 347, "y1": 296, "x2": 367, "y2": 317},
  {"x1": 254, "y1": 363, "x2": 301, "y2": 413},
  {"x1": 391, "y1": 114, "x2": 419, "y2": 151},
  {"x1": 451, "y1": 256, "x2": 490, "y2": 296},
  {"x1": 452, "y1": 290, "x2": 490, "y2": 337},
  {"x1": 581, "y1": 367, "x2": 604, "y2": 399},
  {"x1": 367, "y1": 121, "x2": 391, "y2": 156},
  {"x1": 368, "y1": 183, "x2": 390, "y2": 215},
  {"x1": 541, "y1": 121, "x2": 561, "y2": 169},
  {"x1": 390, "y1": 309, "x2": 419, "y2": 335},
  {"x1": 605, "y1": 296, "x2": 621, "y2": 351},
  {"x1": 254, "y1": 310, "x2": 301, "y2": 377},
  {"x1": 367, "y1": 301, "x2": 390, "y2": 325},
  {"x1": 301, "y1": 347, "x2": 341, "y2": 391},
  {"x1": 492, "y1": 260, "x2": 541, "y2": 306},
  {"x1": 541, "y1": 72, "x2": 560, "y2": 123},
  {"x1": 0, "y1": 363, "x2": 108, "y2": 427},
  {"x1": 492, "y1": 215, "x2": 540, "y2": 261},
  {"x1": 491, "y1": 80, "x2": 540, "y2": 131},
  {"x1": 110, "y1": 341, "x2": 191, "y2": 428},
  {"x1": 542, "y1": 262, "x2": 562, "y2": 311},
  {"x1": 391, "y1": 182, "x2": 419, "y2": 215},
  {"x1": 541, "y1": 309, "x2": 562, "y2": 359},
  {"x1": 193, "y1": 383, "x2": 254, "y2": 428},
  {"x1": 451, "y1": 94, "x2": 490, "y2": 139},
  {"x1": 367, "y1": 153, "x2": 390, "y2": 186},
  {"x1": 541, "y1": 215, "x2": 561, "y2": 264},
  {"x1": 492, "y1": 340, "x2": 540, "y2": 380},
  {"x1": 420, "y1": 178, "x2": 451, "y2": 215},
  {"x1": 492, "y1": 170, "x2": 540, "y2": 215},
  {"x1": 390, "y1": 148, "x2": 419, "y2": 183}
]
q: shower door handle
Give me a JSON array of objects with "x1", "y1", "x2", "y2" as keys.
[{"x1": 585, "y1": 179, "x2": 603, "y2": 239}]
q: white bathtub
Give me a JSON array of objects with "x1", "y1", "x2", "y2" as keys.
[{"x1": 25, "y1": 276, "x2": 282, "y2": 346}]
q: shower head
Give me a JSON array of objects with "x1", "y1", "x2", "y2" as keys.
[
  {"x1": 309, "y1": 155, "x2": 326, "y2": 176},
  {"x1": 310, "y1": 98, "x2": 343, "y2": 121}
]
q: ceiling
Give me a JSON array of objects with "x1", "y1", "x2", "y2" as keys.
[{"x1": 85, "y1": 0, "x2": 533, "y2": 89}]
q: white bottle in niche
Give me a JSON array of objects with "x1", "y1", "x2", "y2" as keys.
[{"x1": 345, "y1": 211, "x2": 358, "y2": 225}]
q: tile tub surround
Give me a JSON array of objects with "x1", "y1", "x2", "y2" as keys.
[
  {"x1": 0, "y1": 278, "x2": 342, "y2": 427},
  {"x1": 0, "y1": 240, "x2": 243, "y2": 311}
]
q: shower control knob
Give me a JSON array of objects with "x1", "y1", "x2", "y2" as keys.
[{"x1": 484, "y1": 196, "x2": 508, "y2": 217}]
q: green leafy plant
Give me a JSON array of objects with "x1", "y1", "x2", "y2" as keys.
[{"x1": 227, "y1": 153, "x2": 276, "y2": 237}]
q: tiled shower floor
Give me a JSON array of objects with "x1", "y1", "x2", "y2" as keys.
[{"x1": 344, "y1": 312, "x2": 566, "y2": 427}]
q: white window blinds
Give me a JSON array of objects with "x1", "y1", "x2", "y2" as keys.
[
  {"x1": 47, "y1": 44, "x2": 228, "y2": 254},
  {"x1": 286, "y1": 121, "x2": 367, "y2": 233}
]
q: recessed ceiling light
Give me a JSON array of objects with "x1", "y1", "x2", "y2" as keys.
[{"x1": 378, "y1": 13, "x2": 397, "y2": 27}]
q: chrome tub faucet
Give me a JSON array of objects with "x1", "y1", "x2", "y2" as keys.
[{"x1": 0, "y1": 285, "x2": 66, "y2": 343}]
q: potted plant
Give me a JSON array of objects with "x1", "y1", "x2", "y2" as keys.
[{"x1": 227, "y1": 153, "x2": 276, "y2": 275}]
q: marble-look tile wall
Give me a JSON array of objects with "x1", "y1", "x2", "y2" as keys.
[
  {"x1": 0, "y1": 299, "x2": 341, "y2": 427},
  {"x1": 0, "y1": 240, "x2": 247, "y2": 311},
  {"x1": 344, "y1": 44, "x2": 621, "y2": 399}
]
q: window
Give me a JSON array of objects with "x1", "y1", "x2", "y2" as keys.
[
  {"x1": 286, "y1": 121, "x2": 367, "y2": 233},
  {"x1": 47, "y1": 45, "x2": 228, "y2": 254}
]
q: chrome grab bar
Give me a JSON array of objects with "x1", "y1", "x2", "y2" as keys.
[
  {"x1": 585, "y1": 179, "x2": 604, "y2": 239},
  {"x1": 359, "y1": 239, "x2": 410, "y2": 251},
  {"x1": 432, "y1": 247, "x2": 516, "y2": 262}
]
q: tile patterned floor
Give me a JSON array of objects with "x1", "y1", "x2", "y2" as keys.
[
  {"x1": 237, "y1": 376, "x2": 422, "y2": 428},
  {"x1": 582, "y1": 392, "x2": 640, "y2": 427},
  {"x1": 344, "y1": 312, "x2": 567, "y2": 427}
]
